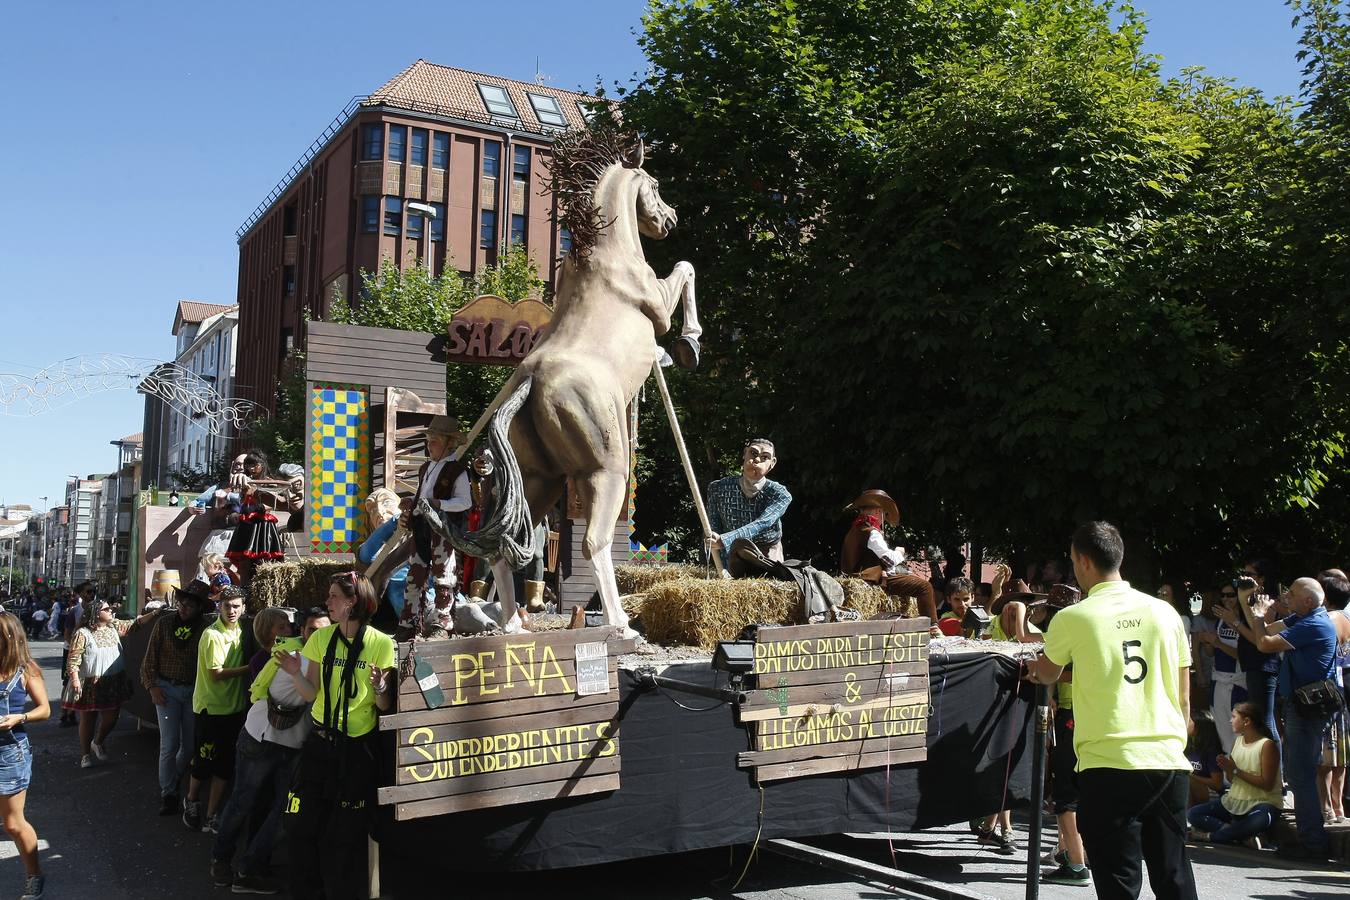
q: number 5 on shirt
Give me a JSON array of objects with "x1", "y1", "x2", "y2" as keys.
[{"x1": 1122, "y1": 640, "x2": 1148, "y2": 684}]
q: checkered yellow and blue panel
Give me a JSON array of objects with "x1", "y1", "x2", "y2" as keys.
[{"x1": 308, "y1": 386, "x2": 370, "y2": 553}]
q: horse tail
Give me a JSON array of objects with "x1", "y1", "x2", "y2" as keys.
[{"x1": 417, "y1": 376, "x2": 536, "y2": 570}]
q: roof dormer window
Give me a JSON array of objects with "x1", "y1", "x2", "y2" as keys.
[
  {"x1": 527, "y1": 93, "x2": 567, "y2": 127},
  {"x1": 477, "y1": 83, "x2": 519, "y2": 119}
]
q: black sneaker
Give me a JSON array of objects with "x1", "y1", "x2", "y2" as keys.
[
  {"x1": 210, "y1": 859, "x2": 233, "y2": 887},
  {"x1": 1275, "y1": 842, "x2": 1329, "y2": 862},
  {"x1": 231, "y1": 873, "x2": 280, "y2": 895},
  {"x1": 183, "y1": 799, "x2": 203, "y2": 832},
  {"x1": 1043, "y1": 862, "x2": 1092, "y2": 887},
  {"x1": 978, "y1": 828, "x2": 1017, "y2": 855},
  {"x1": 159, "y1": 794, "x2": 180, "y2": 816}
]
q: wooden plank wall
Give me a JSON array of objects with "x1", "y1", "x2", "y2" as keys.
[
  {"x1": 559, "y1": 518, "x2": 631, "y2": 613},
  {"x1": 306, "y1": 321, "x2": 447, "y2": 404}
]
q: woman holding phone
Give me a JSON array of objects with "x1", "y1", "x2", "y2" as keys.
[{"x1": 275, "y1": 573, "x2": 395, "y2": 900}]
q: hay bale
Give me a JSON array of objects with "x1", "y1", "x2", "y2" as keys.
[
  {"x1": 615, "y1": 563, "x2": 702, "y2": 595},
  {"x1": 249, "y1": 558, "x2": 352, "y2": 613},
  {"x1": 637, "y1": 575, "x2": 919, "y2": 649}
]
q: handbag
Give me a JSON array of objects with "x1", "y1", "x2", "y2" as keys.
[{"x1": 1292, "y1": 678, "x2": 1345, "y2": 718}]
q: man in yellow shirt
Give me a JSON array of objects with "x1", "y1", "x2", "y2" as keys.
[
  {"x1": 185, "y1": 587, "x2": 251, "y2": 834},
  {"x1": 1029, "y1": 522, "x2": 1196, "y2": 900}
]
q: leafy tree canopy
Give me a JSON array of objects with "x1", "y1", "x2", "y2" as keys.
[{"x1": 619, "y1": 0, "x2": 1350, "y2": 580}]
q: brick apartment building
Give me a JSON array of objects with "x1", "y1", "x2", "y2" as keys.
[{"x1": 234, "y1": 60, "x2": 601, "y2": 412}]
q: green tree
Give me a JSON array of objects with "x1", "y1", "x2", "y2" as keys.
[
  {"x1": 621, "y1": 0, "x2": 1350, "y2": 577},
  {"x1": 242, "y1": 351, "x2": 308, "y2": 467}
]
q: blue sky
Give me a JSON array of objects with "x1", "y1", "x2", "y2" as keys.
[{"x1": 0, "y1": 0, "x2": 1308, "y2": 510}]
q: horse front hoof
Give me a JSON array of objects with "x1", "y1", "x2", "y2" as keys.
[{"x1": 671, "y1": 336, "x2": 700, "y2": 371}]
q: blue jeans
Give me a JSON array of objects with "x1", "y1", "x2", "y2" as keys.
[
  {"x1": 1186, "y1": 798, "x2": 1277, "y2": 843},
  {"x1": 155, "y1": 679, "x2": 195, "y2": 798},
  {"x1": 211, "y1": 730, "x2": 297, "y2": 876},
  {"x1": 1283, "y1": 706, "x2": 1332, "y2": 851}
]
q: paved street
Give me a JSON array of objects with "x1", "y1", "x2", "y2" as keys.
[{"x1": 3, "y1": 639, "x2": 1347, "y2": 899}]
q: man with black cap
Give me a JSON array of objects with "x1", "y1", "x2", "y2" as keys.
[
  {"x1": 839, "y1": 489, "x2": 938, "y2": 626},
  {"x1": 140, "y1": 579, "x2": 212, "y2": 815}
]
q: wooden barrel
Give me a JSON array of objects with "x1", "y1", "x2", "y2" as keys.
[{"x1": 151, "y1": 569, "x2": 181, "y2": 599}]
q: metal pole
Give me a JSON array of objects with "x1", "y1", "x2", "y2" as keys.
[
  {"x1": 1025, "y1": 683, "x2": 1049, "y2": 900},
  {"x1": 649, "y1": 361, "x2": 726, "y2": 576},
  {"x1": 38, "y1": 498, "x2": 47, "y2": 585}
]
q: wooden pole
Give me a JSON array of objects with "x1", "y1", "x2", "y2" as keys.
[
  {"x1": 650, "y1": 362, "x2": 727, "y2": 576},
  {"x1": 458, "y1": 372, "x2": 521, "y2": 456}
]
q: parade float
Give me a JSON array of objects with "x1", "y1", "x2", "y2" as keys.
[{"x1": 355, "y1": 123, "x2": 1038, "y2": 888}]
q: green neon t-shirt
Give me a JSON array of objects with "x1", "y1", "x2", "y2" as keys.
[
  {"x1": 302, "y1": 624, "x2": 397, "y2": 737},
  {"x1": 1042, "y1": 580, "x2": 1191, "y2": 772},
  {"x1": 192, "y1": 618, "x2": 247, "y2": 715}
]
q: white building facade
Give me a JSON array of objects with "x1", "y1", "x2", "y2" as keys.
[{"x1": 164, "y1": 302, "x2": 239, "y2": 480}]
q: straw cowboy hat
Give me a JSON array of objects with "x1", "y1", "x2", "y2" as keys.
[
  {"x1": 846, "y1": 489, "x2": 900, "y2": 526},
  {"x1": 426, "y1": 415, "x2": 463, "y2": 439}
]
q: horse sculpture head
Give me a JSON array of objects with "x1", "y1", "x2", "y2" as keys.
[
  {"x1": 634, "y1": 167, "x2": 677, "y2": 240},
  {"x1": 548, "y1": 126, "x2": 678, "y2": 256}
]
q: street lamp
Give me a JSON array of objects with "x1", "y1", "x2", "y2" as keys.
[{"x1": 406, "y1": 201, "x2": 438, "y2": 280}]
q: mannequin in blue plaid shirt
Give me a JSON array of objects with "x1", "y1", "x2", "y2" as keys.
[{"x1": 705, "y1": 439, "x2": 792, "y2": 560}]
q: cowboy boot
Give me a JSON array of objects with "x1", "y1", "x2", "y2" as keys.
[{"x1": 524, "y1": 580, "x2": 546, "y2": 613}]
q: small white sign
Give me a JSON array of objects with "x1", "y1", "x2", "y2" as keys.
[
  {"x1": 883, "y1": 673, "x2": 910, "y2": 692},
  {"x1": 575, "y1": 641, "x2": 610, "y2": 696}
]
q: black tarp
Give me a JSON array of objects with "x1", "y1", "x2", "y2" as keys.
[{"x1": 381, "y1": 648, "x2": 1035, "y2": 876}]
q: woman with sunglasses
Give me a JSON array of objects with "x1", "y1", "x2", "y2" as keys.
[
  {"x1": 276, "y1": 573, "x2": 395, "y2": 899},
  {"x1": 64, "y1": 597, "x2": 155, "y2": 769},
  {"x1": 0, "y1": 613, "x2": 51, "y2": 900},
  {"x1": 1196, "y1": 582, "x2": 1248, "y2": 752}
]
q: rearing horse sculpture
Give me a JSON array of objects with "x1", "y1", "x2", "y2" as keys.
[{"x1": 424, "y1": 126, "x2": 700, "y2": 637}]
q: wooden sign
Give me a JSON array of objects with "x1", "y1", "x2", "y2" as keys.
[
  {"x1": 445, "y1": 295, "x2": 552, "y2": 366},
  {"x1": 379, "y1": 629, "x2": 635, "y2": 821},
  {"x1": 738, "y1": 619, "x2": 931, "y2": 783}
]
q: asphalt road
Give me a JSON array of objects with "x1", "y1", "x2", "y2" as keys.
[{"x1": 3, "y1": 639, "x2": 1346, "y2": 899}]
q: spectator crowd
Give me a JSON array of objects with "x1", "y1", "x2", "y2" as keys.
[
  {"x1": 2, "y1": 529, "x2": 1346, "y2": 897},
  {"x1": 920, "y1": 548, "x2": 1349, "y2": 886}
]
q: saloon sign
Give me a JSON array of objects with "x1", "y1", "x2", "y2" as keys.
[{"x1": 445, "y1": 295, "x2": 552, "y2": 366}]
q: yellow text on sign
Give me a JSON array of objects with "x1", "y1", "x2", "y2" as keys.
[
  {"x1": 441, "y1": 641, "x2": 574, "y2": 705},
  {"x1": 402, "y1": 721, "x2": 617, "y2": 783}
]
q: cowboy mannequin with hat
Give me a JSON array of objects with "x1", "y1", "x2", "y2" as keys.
[
  {"x1": 396, "y1": 415, "x2": 474, "y2": 628},
  {"x1": 839, "y1": 489, "x2": 939, "y2": 627}
]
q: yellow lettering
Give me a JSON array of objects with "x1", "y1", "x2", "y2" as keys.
[
  {"x1": 536, "y1": 646, "x2": 572, "y2": 694},
  {"x1": 478, "y1": 652, "x2": 500, "y2": 696}
]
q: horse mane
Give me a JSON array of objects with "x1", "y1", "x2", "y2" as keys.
[{"x1": 545, "y1": 121, "x2": 643, "y2": 261}]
